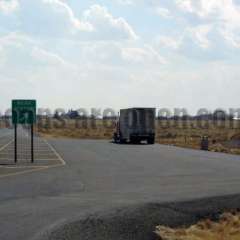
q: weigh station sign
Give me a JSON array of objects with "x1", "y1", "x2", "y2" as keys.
[
  {"x1": 12, "y1": 100, "x2": 36, "y2": 125},
  {"x1": 12, "y1": 100, "x2": 37, "y2": 163}
]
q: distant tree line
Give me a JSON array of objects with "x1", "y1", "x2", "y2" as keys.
[{"x1": 157, "y1": 110, "x2": 235, "y2": 121}]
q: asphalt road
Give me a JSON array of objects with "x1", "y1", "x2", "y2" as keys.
[{"x1": 0, "y1": 128, "x2": 240, "y2": 239}]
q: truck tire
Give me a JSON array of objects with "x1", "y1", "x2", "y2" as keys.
[
  {"x1": 130, "y1": 137, "x2": 140, "y2": 144},
  {"x1": 120, "y1": 138, "x2": 126, "y2": 144},
  {"x1": 147, "y1": 138, "x2": 155, "y2": 144},
  {"x1": 113, "y1": 133, "x2": 118, "y2": 143}
]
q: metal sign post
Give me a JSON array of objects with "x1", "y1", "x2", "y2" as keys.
[
  {"x1": 14, "y1": 124, "x2": 17, "y2": 163},
  {"x1": 31, "y1": 124, "x2": 34, "y2": 163},
  {"x1": 12, "y1": 100, "x2": 36, "y2": 164}
]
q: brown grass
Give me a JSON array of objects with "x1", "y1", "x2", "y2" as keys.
[
  {"x1": 37, "y1": 119, "x2": 240, "y2": 155},
  {"x1": 156, "y1": 211, "x2": 240, "y2": 240},
  {"x1": 155, "y1": 120, "x2": 240, "y2": 154},
  {"x1": 37, "y1": 119, "x2": 114, "y2": 139}
]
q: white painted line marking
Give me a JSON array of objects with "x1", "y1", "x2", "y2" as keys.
[
  {"x1": 0, "y1": 139, "x2": 14, "y2": 152},
  {"x1": 0, "y1": 158, "x2": 59, "y2": 161},
  {"x1": 43, "y1": 139, "x2": 66, "y2": 166},
  {"x1": 0, "y1": 167, "x2": 48, "y2": 179},
  {"x1": 33, "y1": 159, "x2": 60, "y2": 161},
  {"x1": 1, "y1": 166, "x2": 47, "y2": 169},
  {"x1": 0, "y1": 137, "x2": 66, "y2": 178}
]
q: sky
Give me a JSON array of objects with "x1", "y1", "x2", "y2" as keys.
[{"x1": 0, "y1": 0, "x2": 240, "y2": 114}]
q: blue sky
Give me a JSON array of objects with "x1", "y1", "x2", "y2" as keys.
[{"x1": 0, "y1": 0, "x2": 240, "y2": 114}]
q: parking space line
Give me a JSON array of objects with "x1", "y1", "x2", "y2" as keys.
[
  {"x1": 1, "y1": 165, "x2": 48, "y2": 169},
  {"x1": 43, "y1": 139, "x2": 66, "y2": 166},
  {"x1": 0, "y1": 158, "x2": 59, "y2": 161},
  {"x1": 0, "y1": 154, "x2": 59, "y2": 157},
  {"x1": 0, "y1": 137, "x2": 66, "y2": 178},
  {"x1": 33, "y1": 159, "x2": 60, "y2": 161},
  {"x1": 0, "y1": 140, "x2": 14, "y2": 152},
  {"x1": 0, "y1": 166, "x2": 48, "y2": 179}
]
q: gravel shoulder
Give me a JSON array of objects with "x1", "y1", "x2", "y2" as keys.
[{"x1": 36, "y1": 194, "x2": 240, "y2": 240}]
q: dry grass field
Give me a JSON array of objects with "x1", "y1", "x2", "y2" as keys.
[
  {"x1": 37, "y1": 118, "x2": 115, "y2": 139},
  {"x1": 156, "y1": 211, "x2": 240, "y2": 240},
  {"x1": 156, "y1": 120, "x2": 240, "y2": 154},
  {"x1": 37, "y1": 118, "x2": 240, "y2": 155}
]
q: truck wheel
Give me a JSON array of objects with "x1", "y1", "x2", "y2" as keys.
[
  {"x1": 147, "y1": 138, "x2": 155, "y2": 144},
  {"x1": 130, "y1": 137, "x2": 136, "y2": 144},
  {"x1": 113, "y1": 133, "x2": 118, "y2": 143},
  {"x1": 130, "y1": 137, "x2": 140, "y2": 144},
  {"x1": 120, "y1": 138, "x2": 126, "y2": 144}
]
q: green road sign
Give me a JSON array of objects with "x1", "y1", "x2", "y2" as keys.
[{"x1": 12, "y1": 100, "x2": 36, "y2": 124}]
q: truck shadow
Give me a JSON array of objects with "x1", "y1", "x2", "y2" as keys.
[{"x1": 110, "y1": 141, "x2": 149, "y2": 145}]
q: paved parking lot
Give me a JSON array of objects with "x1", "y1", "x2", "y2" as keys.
[{"x1": 0, "y1": 127, "x2": 65, "y2": 177}]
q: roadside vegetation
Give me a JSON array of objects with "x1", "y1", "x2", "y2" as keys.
[
  {"x1": 156, "y1": 211, "x2": 240, "y2": 240},
  {"x1": 36, "y1": 118, "x2": 240, "y2": 155},
  {"x1": 156, "y1": 120, "x2": 240, "y2": 155}
]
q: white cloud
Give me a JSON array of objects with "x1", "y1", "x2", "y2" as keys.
[
  {"x1": 176, "y1": 0, "x2": 240, "y2": 48},
  {"x1": 83, "y1": 5, "x2": 138, "y2": 40},
  {"x1": 121, "y1": 45, "x2": 166, "y2": 64},
  {"x1": 155, "y1": 24, "x2": 211, "y2": 50},
  {"x1": 0, "y1": 0, "x2": 19, "y2": 14},
  {"x1": 0, "y1": 32, "x2": 75, "y2": 73},
  {"x1": 64, "y1": 40, "x2": 166, "y2": 68},
  {"x1": 155, "y1": 7, "x2": 172, "y2": 18},
  {"x1": 42, "y1": 0, "x2": 93, "y2": 32},
  {"x1": 31, "y1": 47, "x2": 68, "y2": 66},
  {"x1": 156, "y1": 35, "x2": 182, "y2": 49},
  {"x1": 0, "y1": 1, "x2": 137, "y2": 41},
  {"x1": 0, "y1": 31, "x2": 164, "y2": 109},
  {"x1": 188, "y1": 24, "x2": 212, "y2": 49},
  {"x1": 16, "y1": 0, "x2": 93, "y2": 37},
  {"x1": 175, "y1": 0, "x2": 239, "y2": 22},
  {"x1": 115, "y1": 0, "x2": 134, "y2": 5},
  {"x1": 221, "y1": 28, "x2": 240, "y2": 48},
  {"x1": 0, "y1": 32, "x2": 84, "y2": 108},
  {"x1": 175, "y1": 0, "x2": 197, "y2": 14}
]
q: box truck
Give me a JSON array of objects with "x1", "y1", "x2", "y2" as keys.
[{"x1": 113, "y1": 108, "x2": 156, "y2": 144}]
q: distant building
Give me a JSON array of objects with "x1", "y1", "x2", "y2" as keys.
[
  {"x1": 68, "y1": 110, "x2": 79, "y2": 119},
  {"x1": 66, "y1": 110, "x2": 87, "y2": 119}
]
